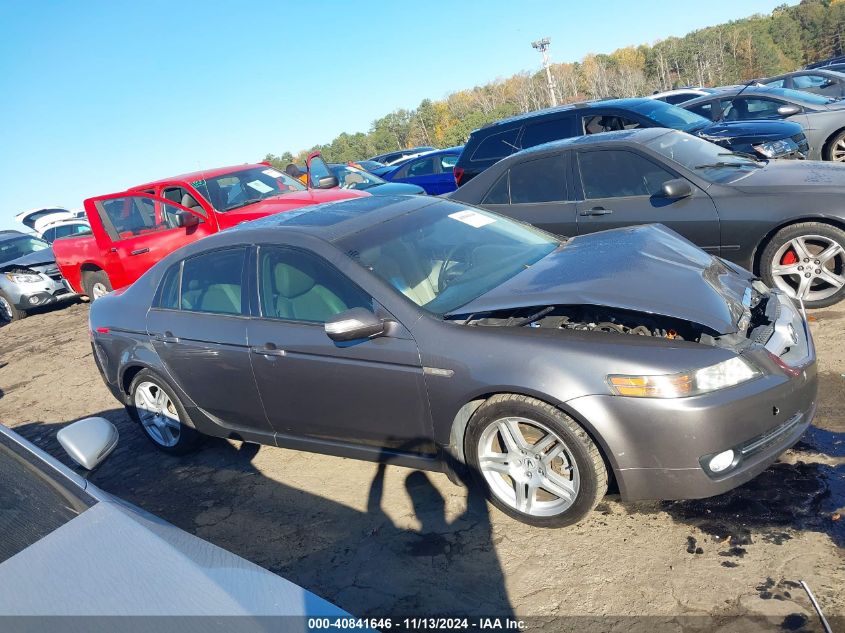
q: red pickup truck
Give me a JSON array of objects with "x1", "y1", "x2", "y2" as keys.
[{"x1": 54, "y1": 159, "x2": 365, "y2": 298}]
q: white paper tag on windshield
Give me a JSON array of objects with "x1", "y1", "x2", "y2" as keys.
[
  {"x1": 262, "y1": 168, "x2": 283, "y2": 178},
  {"x1": 448, "y1": 209, "x2": 496, "y2": 228},
  {"x1": 246, "y1": 180, "x2": 273, "y2": 194}
]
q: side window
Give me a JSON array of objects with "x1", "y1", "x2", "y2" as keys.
[
  {"x1": 162, "y1": 187, "x2": 205, "y2": 217},
  {"x1": 509, "y1": 154, "x2": 568, "y2": 204},
  {"x1": 180, "y1": 248, "x2": 246, "y2": 315},
  {"x1": 482, "y1": 172, "x2": 510, "y2": 205},
  {"x1": 583, "y1": 114, "x2": 642, "y2": 135},
  {"x1": 764, "y1": 78, "x2": 786, "y2": 88},
  {"x1": 664, "y1": 93, "x2": 693, "y2": 105},
  {"x1": 521, "y1": 117, "x2": 575, "y2": 148},
  {"x1": 578, "y1": 150, "x2": 674, "y2": 199},
  {"x1": 258, "y1": 246, "x2": 372, "y2": 323},
  {"x1": 404, "y1": 157, "x2": 438, "y2": 178},
  {"x1": 156, "y1": 263, "x2": 181, "y2": 310},
  {"x1": 42, "y1": 228, "x2": 56, "y2": 243},
  {"x1": 470, "y1": 128, "x2": 520, "y2": 161},
  {"x1": 71, "y1": 223, "x2": 91, "y2": 235},
  {"x1": 721, "y1": 97, "x2": 782, "y2": 121},
  {"x1": 98, "y1": 196, "x2": 202, "y2": 240},
  {"x1": 793, "y1": 74, "x2": 829, "y2": 89},
  {"x1": 440, "y1": 154, "x2": 459, "y2": 170},
  {"x1": 687, "y1": 101, "x2": 714, "y2": 119},
  {"x1": 54, "y1": 225, "x2": 73, "y2": 239}
]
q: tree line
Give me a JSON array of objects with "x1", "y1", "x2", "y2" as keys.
[{"x1": 265, "y1": 0, "x2": 845, "y2": 167}]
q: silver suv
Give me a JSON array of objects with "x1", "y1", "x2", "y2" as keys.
[{"x1": 0, "y1": 231, "x2": 76, "y2": 322}]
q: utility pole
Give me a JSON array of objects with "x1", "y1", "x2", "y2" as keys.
[{"x1": 532, "y1": 37, "x2": 558, "y2": 107}]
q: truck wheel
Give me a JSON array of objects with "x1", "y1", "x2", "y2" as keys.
[
  {"x1": 82, "y1": 270, "x2": 113, "y2": 301},
  {"x1": 0, "y1": 292, "x2": 25, "y2": 323},
  {"x1": 464, "y1": 394, "x2": 607, "y2": 528},
  {"x1": 127, "y1": 369, "x2": 202, "y2": 455}
]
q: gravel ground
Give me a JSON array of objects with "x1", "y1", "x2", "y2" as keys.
[{"x1": 0, "y1": 300, "x2": 843, "y2": 630}]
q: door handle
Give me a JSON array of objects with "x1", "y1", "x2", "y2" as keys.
[
  {"x1": 130, "y1": 248, "x2": 150, "y2": 256},
  {"x1": 251, "y1": 344, "x2": 286, "y2": 357},
  {"x1": 153, "y1": 331, "x2": 179, "y2": 344},
  {"x1": 580, "y1": 207, "x2": 613, "y2": 216}
]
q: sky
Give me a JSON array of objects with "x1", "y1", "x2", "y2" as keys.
[{"x1": 0, "y1": 0, "x2": 794, "y2": 229}]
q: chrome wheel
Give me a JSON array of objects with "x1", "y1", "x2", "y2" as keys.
[
  {"x1": 831, "y1": 138, "x2": 845, "y2": 162},
  {"x1": 0, "y1": 296, "x2": 12, "y2": 322},
  {"x1": 134, "y1": 381, "x2": 181, "y2": 447},
  {"x1": 477, "y1": 416, "x2": 580, "y2": 517},
  {"x1": 771, "y1": 235, "x2": 845, "y2": 302},
  {"x1": 91, "y1": 282, "x2": 109, "y2": 300}
]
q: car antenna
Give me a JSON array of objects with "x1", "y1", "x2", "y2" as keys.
[{"x1": 718, "y1": 79, "x2": 759, "y2": 122}]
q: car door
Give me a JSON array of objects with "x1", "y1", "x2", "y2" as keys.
[
  {"x1": 246, "y1": 245, "x2": 434, "y2": 453},
  {"x1": 145, "y1": 247, "x2": 274, "y2": 437},
  {"x1": 573, "y1": 148, "x2": 721, "y2": 253},
  {"x1": 393, "y1": 156, "x2": 441, "y2": 193},
  {"x1": 434, "y1": 153, "x2": 460, "y2": 194},
  {"x1": 718, "y1": 96, "x2": 810, "y2": 127},
  {"x1": 85, "y1": 192, "x2": 212, "y2": 289},
  {"x1": 477, "y1": 151, "x2": 578, "y2": 238}
]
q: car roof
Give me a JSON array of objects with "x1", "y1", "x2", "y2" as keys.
[
  {"x1": 473, "y1": 98, "x2": 659, "y2": 132},
  {"x1": 133, "y1": 163, "x2": 270, "y2": 189},
  {"x1": 511, "y1": 127, "x2": 672, "y2": 156},
  {"x1": 0, "y1": 230, "x2": 29, "y2": 242},
  {"x1": 682, "y1": 84, "x2": 826, "y2": 105},
  {"x1": 386, "y1": 146, "x2": 464, "y2": 167}
]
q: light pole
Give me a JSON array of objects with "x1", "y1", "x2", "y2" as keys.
[{"x1": 531, "y1": 37, "x2": 558, "y2": 107}]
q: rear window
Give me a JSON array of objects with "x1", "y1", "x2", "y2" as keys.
[
  {"x1": 470, "y1": 128, "x2": 520, "y2": 161},
  {"x1": 0, "y1": 432, "x2": 93, "y2": 565}
]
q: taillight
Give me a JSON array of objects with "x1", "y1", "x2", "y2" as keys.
[
  {"x1": 454, "y1": 166, "x2": 465, "y2": 187},
  {"x1": 95, "y1": 327, "x2": 110, "y2": 334}
]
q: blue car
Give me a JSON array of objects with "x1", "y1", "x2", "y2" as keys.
[
  {"x1": 373, "y1": 146, "x2": 464, "y2": 195},
  {"x1": 329, "y1": 163, "x2": 425, "y2": 196}
]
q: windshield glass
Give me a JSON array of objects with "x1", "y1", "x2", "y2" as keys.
[
  {"x1": 0, "y1": 236, "x2": 50, "y2": 264},
  {"x1": 761, "y1": 87, "x2": 835, "y2": 106},
  {"x1": 627, "y1": 99, "x2": 711, "y2": 132},
  {"x1": 192, "y1": 166, "x2": 306, "y2": 212},
  {"x1": 331, "y1": 165, "x2": 387, "y2": 190},
  {"x1": 338, "y1": 201, "x2": 559, "y2": 315},
  {"x1": 645, "y1": 131, "x2": 760, "y2": 184},
  {"x1": 0, "y1": 432, "x2": 92, "y2": 565}
]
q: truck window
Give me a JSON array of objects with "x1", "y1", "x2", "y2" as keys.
[{"x1": 97, "y1": 196, "x2": 200, "y2": 240}]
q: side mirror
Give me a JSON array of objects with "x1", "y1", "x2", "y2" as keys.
[
  {"x1": 176, "y1": 210, "x2": 200, "y2": 228},
  {"x1": 57, "y1": 417, "x2": 119, "y2": 470},
  {"x1": 661, "y1": 178, "x2": 693, "y2": 199},
  {"x1": 777, "y1": 104, "x2": 801, "y2": 117},
  {"x1": 306, "y1": 151, "x2": 336, "y2": 189},
  {"x1": 325, "y1": 308, "x2": 385, "y2": 342},
  {"x1": 316, "y1": 175, "x2": 339, "y2": 189}
]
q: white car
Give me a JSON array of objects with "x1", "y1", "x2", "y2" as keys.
[
  {"x1": 649, "y1": 87, "x2": 719, "y2": 105},
  {"x1": 15, "y1": 206, "x2": 90, "y2": 244}
]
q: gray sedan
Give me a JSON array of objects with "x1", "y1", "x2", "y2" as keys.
[
  {"x1": 0, "y1": 419, "x2": 353, "y2": 622},
  {"x1": 757, "y1": 68, "x2": 845, "y2": 98},
  {"x1": 682, "y1": 85, "x2": 845, "y2": 161},
  {"x1": 88, "y1": 195, "x2": 816, "y2": 527}
]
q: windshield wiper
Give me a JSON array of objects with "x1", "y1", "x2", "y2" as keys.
[{"x1": 695, "y1": 161, "x2": 763, "y2": 170}]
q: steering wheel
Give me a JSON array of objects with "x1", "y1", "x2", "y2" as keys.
[{"x1": 438, "y1": 244, "x2": 473, "y2": 291}]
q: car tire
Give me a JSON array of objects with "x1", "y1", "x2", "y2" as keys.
[
  {"x1": 127, "y1": 369, "x2": 202, "y2": 455},
  {"x1": 759, "y1": 222, "x2": 845, "y2": 308},
  {"x1": 82, "y1": 269, "x2": 113, "y2": 301},
  {"x1": 824, "y1": 129, "x2": 845, "y2": 162},
  {"x1": 0, "y1": 291, "x2": 25, "y2": 323},
  {"x1": 464, "y1": 394, "x2": 607, "y2": 528}
]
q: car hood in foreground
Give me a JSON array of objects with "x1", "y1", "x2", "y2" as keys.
[
  {"x1": 217, "y1": 189, "x2": 370, "y2": 225},
  {"x1": 697, "y1": 119, "x2": 804, "y2": 144},
  {"x1": 365, "y1": 182, "x2": 427, "y2": 196},
  {"x1": 449, "y1": 225, "x2": 753, "y2": 334},
  {"x1": 0, "y1": 246, "x2": 55, "y2": 271},
  {"x1": 728, "y1": 159, "x2": 845, "y2": 194},
  {"x1": 0, "y1": 498, "x2": 350, "y2": 617}
]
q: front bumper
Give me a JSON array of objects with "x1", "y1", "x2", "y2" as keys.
[
  {"x1": 565, "y1": 294, "x2": 817, "y2": 501},
  {"x1": 11, "y1": 277, "x2": 77, "y2": 310}
]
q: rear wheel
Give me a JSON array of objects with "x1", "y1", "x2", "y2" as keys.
[
  {"x1": 0, "y1": 292, "x2": 25, "y2": 323},
  {"x1": 465, "y1": 394, "x2": 607, "y2": 528},
  {"x1": 127, "y1": 369, "x2": 201, "y2": 455},
  {"x1": 760, "y1": 222, "x2": 845, "y2": 308},
  {"x1": 824, "y1": 129, "x2": 845, "y2": 162},
  {"x1": 82, "y1": 269, "x2": 112, "y2": 301}
]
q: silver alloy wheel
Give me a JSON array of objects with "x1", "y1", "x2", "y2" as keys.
[
  {"x1": 831, "y1": 138, "x2": 845, "y2": 162},
  {"x1": 477, "y1": 416, "x2": 580, "y2": 517},
  {"x1": 134, "y1": 381, "x2": 181, "y2": 447},
  {"x1": 771, "y1": 235, "x2": 845, "y2": 302},
  {"x1": 0, "y1": 296, "x2": 12, "y2": 322},
  {"x1": 91, "y1": 282, "x2": 109, "y2": 300}
]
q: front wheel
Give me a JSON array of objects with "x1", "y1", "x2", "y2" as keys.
[
  {"x1": 760, "y1": 222, "x2": 845, "y2": 308},
  {"x1": 0, "y1": 292, "x2": 25, "y2": 323},
  {"x1": 127, "y1": 369, "x2": 201, "y2": 455},
  {"x1": 464, "y1": 394, "x2": 607, "y2": 528},
  {"x1": 824, "y1": 129, "x2": 845, "y2": 162}
]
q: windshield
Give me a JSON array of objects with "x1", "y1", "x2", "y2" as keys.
[
  {"x1": 760, "y1": 87, "x2": 835, "y2": 106},
  {"x1": 338, "y1": 201, "x2": 559, "y2": 315},
  {"x1": 192, "y1": 166, "x2": 306, "y2": 212},
  {"x1": 0, "y1": 236, "x2": 50, "y2": 264},
  {"x1": 627, "y1": 99, "x2": 711, "y2": 132},
  {"x1": 645, "y1": 131, "x2": 760, "y2": 184},
  {"x1": 331, "y1": 165, "x2": 387, "y2": 190}
]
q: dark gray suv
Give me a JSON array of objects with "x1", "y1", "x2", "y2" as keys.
[{"x1": 88, "y1": 196, "x2": 817, "y2": 528}]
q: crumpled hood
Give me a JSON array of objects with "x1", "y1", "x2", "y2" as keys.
[
  {"x1": 218, "y1": 189, "x2": 369, "y2": 225},
  {"x1": 697, "y1": 119, "x2": 803, "y2": 144},
  {"x1": 731, "y1": 159, "x2": 845, "y2": 194},
  {"x1": 449, "y1": 225, "x2": 754, "y2": 334},
  {"x1": 0, "y1": 246, "x2": 55, "y2": 271}
]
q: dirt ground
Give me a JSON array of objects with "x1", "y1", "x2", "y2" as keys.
[{"x1": 0, "y1": 301, "x2": 843, "y2": 630}]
